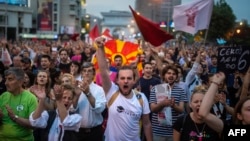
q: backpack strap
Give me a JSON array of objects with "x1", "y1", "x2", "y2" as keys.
[
  {"x1": 107, "y1": 90, "x2": 144, "y2": 108},
  {"x1": 134, "y1": 90, "x2": 144, "y2": 138},
  {"x1": 107, "y1": 90, "x2": 119, "y2": 108},
  {"x1": 134, "y1": 89, "x2": 143, "y2": 107}
]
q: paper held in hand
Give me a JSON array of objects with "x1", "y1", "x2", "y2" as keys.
[{"x1": 155, "y1": 83, "x2": 172, "y2": 126}]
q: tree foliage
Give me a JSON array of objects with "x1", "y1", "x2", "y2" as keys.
[
  {"x1": 231, "y1": 21, "x2": 250, "y2": 46},
  {"x1": 207, "y1": 0, "x2": 236, "y2": 41}
]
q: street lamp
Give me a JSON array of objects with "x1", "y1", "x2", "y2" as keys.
[
  {"x1": 129, "y1": 28, "x2": 135, "y2": 34},
  {"x1": 236, "y1": 29, "x2": 241, "y2": 34},
  {"x1": 85, "y1": 14, "x2": 89, "y2": 19},
  {"x1": 83, "y1": 14, "x2": 90, "y2": 32}
]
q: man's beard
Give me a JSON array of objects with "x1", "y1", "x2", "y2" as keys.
[
  {"x1": 118, "y1": 87, "x2": 132, "y2": 96},
  {"x1": 165, "y1": 80, "x2": 175, "y2": 86}
]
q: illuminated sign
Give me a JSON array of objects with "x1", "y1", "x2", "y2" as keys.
[{"x1": 0, "y1": 0, "x2": 27, "y2": 5}]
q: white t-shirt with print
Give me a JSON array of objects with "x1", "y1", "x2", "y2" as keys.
[{"x1": 105, "y1": 82, "x2": 150, "y2": 141}]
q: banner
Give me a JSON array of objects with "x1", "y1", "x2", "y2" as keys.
[
  {"x1": 173, "y1": 0, "x2": 213, "y2": 35},
  {"x1": 0, "y1": 0, "x2": 27, "y2": 5},
  {"x1": 60, "y1": 26, "x2": 75, "y2": 34},
  {"x1": 217, "y1": 46, "x2": 250, "y2": 74},
  {"x1": 37, "y1": 0, "x2": 52, "y2": 31}
]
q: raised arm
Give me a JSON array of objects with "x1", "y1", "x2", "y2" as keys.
[
  {"x1": 185, "y1": 51, "x2": 201, "y2": 84},
  {"x1": 53, "y1": 85, "x2": 68, "y2": 122},
  {"x1": 95, "y1": 37, "x2": 112, "y2": 94},
  {"x1": 30, "y1": 86, "x2": 46, "y2": 120},
  {"x1": 198, "y1": 72, "x2": 225, "y2": 133},
  {"x1": 149, "y1": 46, "x2": 164, "y2": 75}
]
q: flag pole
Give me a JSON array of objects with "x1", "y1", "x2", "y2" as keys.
[
  {"x1": 203, "y1": 0, "x2": 214, "y2": 45},
  {"x1": 203, "y1": 12, "x2": 212, "y2": 46},
  {"x1": 203, "y1": 28, "x2": 209, "y2": 45}
]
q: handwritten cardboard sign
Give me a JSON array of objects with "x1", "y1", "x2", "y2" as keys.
[{"x1": 217, "y1": 46, "x2": 250, "y2": 74}]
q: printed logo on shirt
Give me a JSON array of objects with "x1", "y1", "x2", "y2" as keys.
[
  {"x1": 188, "y1": 131, "x2": 211, "y2": 140},
  {"x1": 117, "y1": 106, "x2": 124, "y2": 113},
  {"x1": 17, "y1": 105, "x2": 24, "y2": 111},
  {"x1": 116, "y1": 106, "x2": 141, "y2": 119}
]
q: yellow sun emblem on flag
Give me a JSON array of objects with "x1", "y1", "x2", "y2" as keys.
[{"x1": 92, "y1": 39, "x2": 140, "y2": 70}]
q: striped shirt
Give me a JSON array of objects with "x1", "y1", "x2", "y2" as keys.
[{"x1": 149, "y1": 83, "x2": 187, "y2": 136}]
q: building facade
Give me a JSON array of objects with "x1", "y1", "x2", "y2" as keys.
[
  {"x1": 135, "y1": 0, "x2": 181, "y2": 23},
  {"x1": 0, "y1": 1, "x2": 32, "y2": 40},
  {"x1": 32, "y1": 0, "x2": 83, "y2": 39},
  {"x1": 101, "y1": 10, "x2": 137, "y2": 40},
  {"x1": 0, "y1": 0, "x2": 84, "y2": 40}
]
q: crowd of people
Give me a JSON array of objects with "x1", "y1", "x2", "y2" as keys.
[{"x1": 0, "y1": 35, "x2": 249, "y2": 141}]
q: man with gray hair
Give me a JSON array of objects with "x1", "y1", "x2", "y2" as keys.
[
  {"x1": 74, "y1": 62, "x2": 106, "y2": 141},
  {"x1": 0, "y1": 67, "x2": 38, "y2": 141}
]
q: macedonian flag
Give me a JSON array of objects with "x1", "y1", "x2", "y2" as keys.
[{"x1": 92, "y1": 39, "x2": 141, "y2": 70}]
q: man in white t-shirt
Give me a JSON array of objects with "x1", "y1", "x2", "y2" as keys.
[{"x1": 95, "y1": 37, "x2": 153, "y2": 141}]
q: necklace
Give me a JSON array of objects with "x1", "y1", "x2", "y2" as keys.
[{"x1": 194, "y1": 121, "x2": 206, "y2": 141}]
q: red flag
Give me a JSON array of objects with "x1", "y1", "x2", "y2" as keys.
[
  {"x1": 129, "y1": 6, "x2": 173, "y2": 46},
  {"x1": 102, "y1": 28, "x2": 113, "y2": 39},
  {"x1": 89, "y1": 24, "x2": 100, "y2": 41},
  {"x1": 71, "y1": 33, "x2": 80, "y2": 41}
]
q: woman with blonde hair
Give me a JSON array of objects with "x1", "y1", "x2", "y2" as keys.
[
  {"x1": 60, "y1": 73, "x2": 76, "y2": 85},
  {"x1": 59, "y1": 73, "x2": 82, "y2": 113},
  {"x1": 173, "y1": 85, "x2": 222, "y2": 141}
]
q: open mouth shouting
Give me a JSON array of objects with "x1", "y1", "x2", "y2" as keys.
[
  {"x1": 64, "y1": 104, "x2": 69, "y2": 108},
  {"x1": 123, "y1": 85, "x2": 129, "y2": 89},
  {"x1": 167, "y1": 76, "x2": 175, "y2": 83},
  {"x1": 120, "y1": 85, "x2": 131, "y2": 95}
]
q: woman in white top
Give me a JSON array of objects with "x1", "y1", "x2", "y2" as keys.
[{"x1": 29, "y1": 84, "x2": 82, "y2": 141}]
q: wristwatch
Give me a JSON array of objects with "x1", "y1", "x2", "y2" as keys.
[
  {"x1": 86, "y1": 92, "x2": 91, "y2": 97},
  {"x1": 14, "y1": 115, "x2": 19, "y2": 121}
]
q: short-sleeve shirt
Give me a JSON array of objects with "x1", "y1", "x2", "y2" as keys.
[
  {"x1": 173, "y1": 114, "x2": 221, "y2": 141},
  {"x1": 0, "y1": 90, "x2": 38, "y2": 141},
  {"x1": 149, "y1": 83, "x2": 188, "y2": 136},
  {"x1": 105, "y1": 82, "x2": 150, "y2": 141}
]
